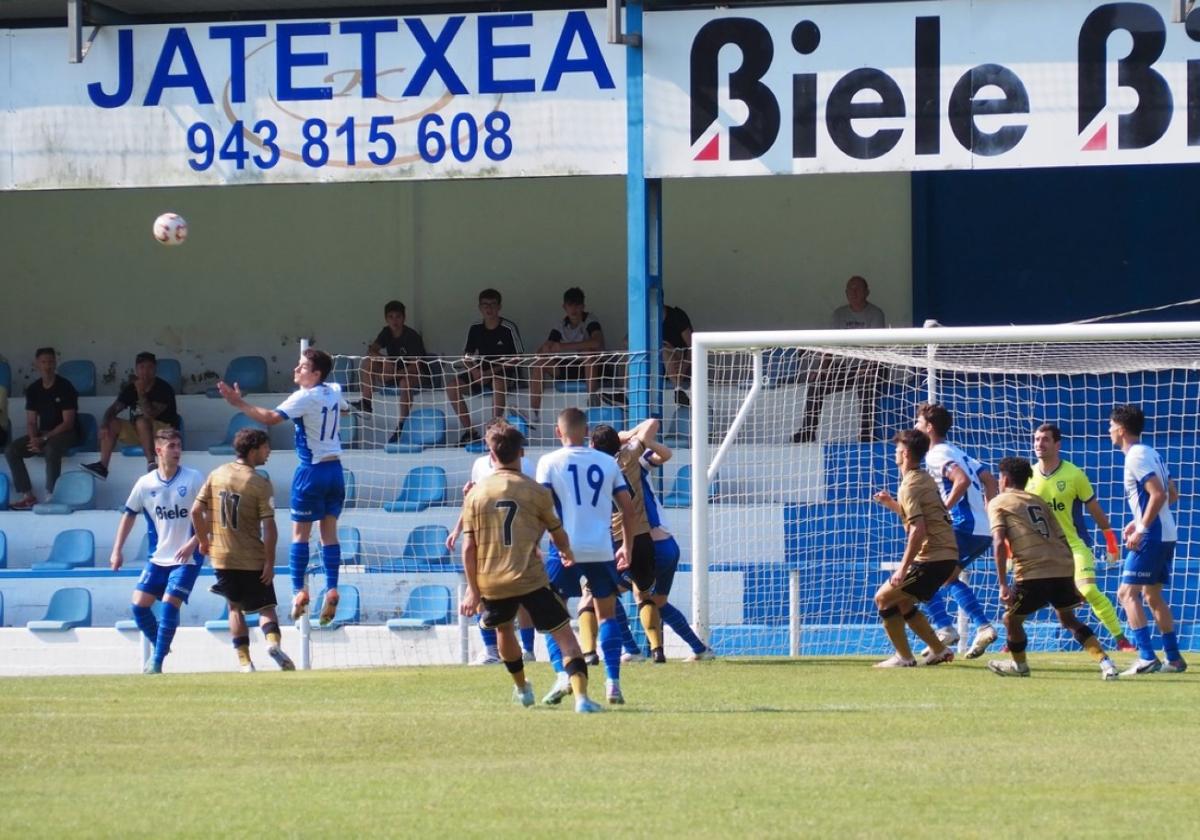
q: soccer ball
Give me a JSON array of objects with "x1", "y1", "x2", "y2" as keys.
[{"x1": 153, "y1": 212, "x2": 188, "y2": 246}]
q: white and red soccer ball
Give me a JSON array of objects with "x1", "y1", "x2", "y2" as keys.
[{"x1": 153, "y1": 212, "x2": 188, "y2": 246}]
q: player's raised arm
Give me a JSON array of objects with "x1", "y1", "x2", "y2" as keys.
[
  {"x1": 872, "y1": 488, "x2": 903, "y2": 518},
  {"x1": 216, "y1": 381, "x2": 286, "y2": 426}
]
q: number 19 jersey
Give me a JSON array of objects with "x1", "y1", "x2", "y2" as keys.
[{"x1": 536, "y1": 445, "x2": 628, "y2": 564}]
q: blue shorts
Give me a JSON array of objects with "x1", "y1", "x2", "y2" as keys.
[
  {"x1": 135, "y1": 561, "x2": 202, "y2": 603},
  {"x1": 653, "y1": 536, "x2": 681, "y2": 596},
  {"x1": 546, "y1": 545, "x2": 621, "y2": 600},
  {"x1": 1122, "y1": 541, "x2": 1175, "y2": 586},
  {"x1": 290, "y1": 460, "x2": 345, "y2": 523},
  {"x1": 955, "y1": 532, "x2": 991, "y2": 568}
]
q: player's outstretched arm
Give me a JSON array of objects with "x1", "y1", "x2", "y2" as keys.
[
  {"x1": 109, "y1": 512, "x2": 137, "y2": 571},
  {"x1": 216, "y1": 381, "x2": 285, "y2": 426}
]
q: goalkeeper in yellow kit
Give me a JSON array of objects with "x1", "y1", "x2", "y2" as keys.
[{"x1": 1026, "y1": 423, "x2": 1134, "y2": 651}]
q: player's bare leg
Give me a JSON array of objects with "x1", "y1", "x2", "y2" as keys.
[
  {"x1": 229, "y1": 609, "x2": 256, "y2": 672},
  {"x1": 496, "y1": 623, "x2": 534, "y2": 707},
  {"x1": 259, "y1": 606, "x2": 295, "y2": 671},
  {"x1": 134, "y1": 416, "x2": 155, "y2": 468},
  {"x1": 1055, "y1": 608, "x2": 1118, "y2": 680},
  {"x1": 548, "y1": 623, "x2": 602, "y2": 713}
]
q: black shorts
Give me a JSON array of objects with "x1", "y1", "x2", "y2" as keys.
[
  {"x1": 615, "y1": 533, "x2": 656, "y2": 593},
  {"x1": 899, "y1": 559, "x2": 958, "y2": 603},
  {"x1": 480, "y1": 586, "x2": 570, "y2": 633},
  {"x1": 1007, "y1": 576, "x2": 1082, "y2": 617},
  {"x1": 212, "y1": 568, "x2": 278, "y2": 614}
]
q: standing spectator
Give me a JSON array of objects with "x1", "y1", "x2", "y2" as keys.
[
  {"x1": 6, "y1": 347, "x2": 80, "y2": 509},
  {"x1": 352, "y1": 300, "x2": 429, "y2": 444},
  {"x1": 447, "y1": 288, "x2": 524, "y2": 444},
  {"x1": 792, "y1": 276, "x2": 886, "y2": 443},
  {"x1": 663, "y1": 304, "x2": 693, "y2": 406},
  {"x1": 528, "y1": 287, "x2": 605, "y2": 426},
  {"x1": 84, "y1": 351, "x2": 180, "y2": 478}
]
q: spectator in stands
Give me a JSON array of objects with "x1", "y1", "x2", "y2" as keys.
[
  {"x1": 663, "y1": 304, "x2": 693, "y2": 406},
  {"x1": 792, "y1": 276, "x2": 887, "y2": 443},
  {"x1": 351, "y1": 300, "x2": 430, "y2": 444},
  {"x1": 528, "y1": 287, "x2": 605, "y2": 427},
  {"x1": 5, "y1": 346, "x2": 80, "y2": 510},
  {"x1": 84, "y1": 351, "x2": 180, "y2": 479},
  {"x1": 447, "y1": 288, "x2": 524, "y2": 444}
]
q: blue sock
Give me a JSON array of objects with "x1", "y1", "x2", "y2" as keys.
[
  {"x1": 131, "y1": 604, "x2": 158, "y2": 644},
  {"x1": 321, "y1": 543, "x2": 341, "y2": 590},
  {"x1": 612, "y1": 598, "x2": 640, "y2": 655},
  {"x1": 288, "y1": 542, "x2": 309, "y2": 594},
  {"x1": 155, "y1": 602, "x2": 180, "y2": 666},
  {"x1": 545, "y1": 634, "x2": 564, "y2": 673},
  {"x1": 1132, "y1": 626, "x2": 1155, "y2": 661},
  {"x1": 947, "y1": 580, "x2": 990, "y2": 626},
  {"x1": 519, "y1": 626, "x2": 535, "y2": 653},
  {"x1": 478, "y1": 621, "x2": 497, "y2": 650},
  {"x1": 599, "y1": 619, "x2": 622, "y2": 681},
  {"x1": 1162, "y1": 631, "x2": 1181, "y2": 662},
  {"x1": 660, "y1": 602, "x2": 706, "y2": 654},
  {"x1": 924, "y1": 590, "x2": 953, "y2": 630}
]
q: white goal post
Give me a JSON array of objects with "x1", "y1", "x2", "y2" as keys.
[{"x1": 690, "y1": 321, "x2": 1200, "y2": 657}]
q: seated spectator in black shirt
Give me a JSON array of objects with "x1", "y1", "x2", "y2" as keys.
[
  {"x1": 6, "y1": 347, "x2": 80, "y2": 510},
  {"x1": 84, "y1": 351, "x2": 180, "y2": 478},
  {"x1": 663, "y1": 304, "x2": 693, "y2": 406},
  {"x1": 351, "y1": 300, "x2": 430, "y2": 443},
  {"x1": 447, "y1": 288, "x2": 524, "y2": 444},
  {"x1": 528, "y1": 287, "x2": 605, "y2": 426}
]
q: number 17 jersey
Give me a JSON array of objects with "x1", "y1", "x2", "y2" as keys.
[{"x1": 536, "y1": 445, "x2": 628, "y2": 564}]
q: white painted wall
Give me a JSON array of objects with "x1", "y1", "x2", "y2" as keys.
[{"x1": 0, "y1": 173, "x2": 911, "y2": 393}]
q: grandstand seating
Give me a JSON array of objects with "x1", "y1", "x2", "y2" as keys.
[
  {"x1": 386, "y1": 584, "x2": 452, "y2": 628},
  {"x1": 762, "y1": 347, "x2": 805, "y2": 388},
  {"x1": 122, "y1": 416, "x2": 185, "y2": 456},
  {"x1": 310, "y1": 526, "x2": 360, "y2": 565},
  {"x1": 403, "y1": 524, "x2": 452, "y2": 566},
  {"x1": 0, "y1": 473, "x2": 8, "y2": 511},
  {"x1": 465, "y1": 413, "x2": 529, "y2": 454},
  {"x1": 204, "y1": 603, "x2": 260, "y2": 631},
  {"x1": 384, "y1": 407, "x2": 447, "y2": 454},
  {"x1": 208, "y1": 414, "x2": 268, "y2": 455},
  {"x1": 382, "y1": 466, "x2": 447, "y2": 512},
  {"x1": 663, "y1": 407, "x2": 691, "y2": 448},
  {"x1": 586, "y1": 405, "x2": 625, "y2": 430},
  {"x1": 65, "y1": 413, "x2": 99, "y2": 456},
  {"x1": 156, "y1": 358, "x2": 183, "y2": 394},
  {"x1": 115, "y1": 600, "x2": 164, "y2": 631},
  {"x1": 32, "y1": 471, "x2": 95, "y2": 515},
  {"x1": 27, "y1": 587, "x2": 91, "y2": 630},
  {"x1": 206, "y1": 356, "x2": 268, "y2": 397},
  {"x1": 31, "y1": 529, "x2": 95, "y2": 570},
  {"x1": 58, "y1": 360, "x2": 96, "y2": 396},
  {"x1": 343, "y1": 468, "x2": 357, "y2": 508},
  {"x1": 0, "y1": 530, "x2": 6, "y2": 568},
  {"x1": 663, "y1": 465, "x2": 720, "y2": 508},
  {"x1": 310, "y1": 585, "x2": 360, "y2": 630}
]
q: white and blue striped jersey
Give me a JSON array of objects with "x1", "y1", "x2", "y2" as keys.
[
  {"x1": 1124, "y1": 443, "x2": 1177, "y2": 543},
  {"x1": 123, "y1": 466, "x2": 205, "y2": 566},
  {"x1": 925, "y1": 442, "x2": 990, "y2": 537},
  {"x1": 275, "y1": 382, "x2": 345, "y2": 465},
  {"x1": 470, "y1": 454, "x2": 535, "y2": 483},
  {"x1": 536, "y1": 445, "x2": 628, "y2": 564}
]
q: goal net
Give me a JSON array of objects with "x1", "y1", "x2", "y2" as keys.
[
  {"x1": 304, "y1": 349, "x2": 688, "y2": 668},
  {"x1": 690, "y1": 323, "x2": 1200, "y2": 658}
]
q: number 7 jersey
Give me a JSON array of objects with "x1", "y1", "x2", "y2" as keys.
[{"x1": 536, "y1": 444, "x2": 628, "y2": 564}]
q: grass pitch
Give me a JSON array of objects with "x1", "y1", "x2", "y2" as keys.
[{"x1": 0, "y1": 655, "x2": 1194, "y2": 838}]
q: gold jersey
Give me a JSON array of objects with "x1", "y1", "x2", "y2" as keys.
[
  {"x1": 462, "y1": 468, "x2": 562, "y2": 600},
  {"x1": 610, "y1": 440, "x2": 651, "y2": 542},
  {"x1": 987, "y1": 489, "x2": 1074, "y2": 581},
  {"x1": 898, "y1": 469, "x2": 959, "y2": 564},
  {"x1": 195, "y1": 462, "x2": 275, "y2": 571}
]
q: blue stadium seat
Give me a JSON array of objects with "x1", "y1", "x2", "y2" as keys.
[
  {"x1": 382, "y1": 466, "x2": 447, "y2": 512},
  {"x1": 310, "y1": 526, "x2": 360, "y2": 566},
  {"x1": 554, "y1": 378, "x2": 587, "y2": 393},
  {"x1": 403, "y1": 525, "x2": 452, "y2": 566},
  {"x1": 204, "y1": 603, "x2": 260, "y2": 631},
  {"x1": 66, "y1": 413, "x2": 99, "y2": 456},
  {"x1": 32, "y1": 471, "x2": 96, "y2": 515},
  {"x1": 156, "y1": 358, "x2": 183, "y2": 394},
  {"x1": 115, "y1": 600, "x2": 164, "y2": 631},
  {"x1": 663, "y1": 465, "x2": 720, "y2": 509},
  {"x1": 663, "y1": 407, "x2": 691, "y2": 448},
  {"x1": 0, "y1": 473, "x2": 8, "y2": 511},
  {"x1": 384, "y1": 408, "x2": 447, "y2": 454},
  {"x1": 206, "y1": 356, "x2": 268, "y2": 397},
  {"x1": 309, "y1": 585, "x2": 360, "y2": 630},
  {"x1": 58, "y1": 360, "x2": 96, "y2": 396},
  {"x1": 208, "y1": 414, "x2": 269, "y2": 455},
  {"x1": 465, "y1": 413, "x2": 530, "y2": 453},
  {"x1": 122, "y1": 416, "x2": 184, "y2": 456},
  {"x1": 32, "y1": 528, "x2": 95, "y2": 570},
  {"x1": 586, "y1": 406, "x2": 625, "y2": 430},
  {"x1": 386, "y1": 584, "x2": 452, "y2": 629},
  {"x1": 0, "y1": 359, "x2": 10, "y2": 391},
  {"x1": 0, "y1": 590, "x2": 4, "y2": 627},
  {"x1": 0, "y1": 530, "x2": 7, "y2": 569},
  {"x1": 343, "y1": 468, "x2": 357, "y2": 509},
  {"x1": 27, "y1": 587, "x2": 91, "y2": 631},
  {"x1": 762, "y1": 347, "x2": 804, "y2": 388},
  {"x1": 329, "y1": 355, "x2": 355, "y2": 388}
]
